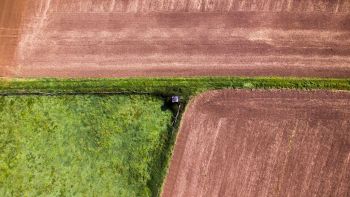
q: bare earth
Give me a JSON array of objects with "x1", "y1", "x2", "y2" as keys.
[
  {"x1": 163, "y1": 90, "x2": 350, "y2": 197},
  {"x1": 1, "y1": 0, "x2": 350, "y2": 77},
  {"x1": 0, "y1": 0, "x2": 26, "y2": 76}
]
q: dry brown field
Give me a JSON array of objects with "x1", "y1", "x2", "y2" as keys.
[
  {"x1": 163, "y1": 89, "x2": 350, "y2": 197},
  {"x1": 0, "y1": 0, "x2": 26, "y2": 76},
  {"x1": 1, "y1": 0, "x2": 350, "y2": 77}
]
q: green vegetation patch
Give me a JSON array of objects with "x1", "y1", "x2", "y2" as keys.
[
  {"x1": 0, "y1": 77, "x2": 349, "y2": 98},
  {"x1": 0, "y1": 95, "x2": 172, "y2": 196}
]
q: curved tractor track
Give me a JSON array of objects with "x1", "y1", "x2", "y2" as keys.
[{"x1": 1, "y1": 0, "x2": 350, "y2": 77}]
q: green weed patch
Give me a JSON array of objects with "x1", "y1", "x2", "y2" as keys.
[{"x1": 0, "y1": 95, "x2": 172, "y2": 196}]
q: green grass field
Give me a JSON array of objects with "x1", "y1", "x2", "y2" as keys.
[
  {"x1": 0, "y1": 95, "x2": 172, "y2": 196},
  {"x1": 0, "y1": 77, "x2": 349, "y2": 196}
]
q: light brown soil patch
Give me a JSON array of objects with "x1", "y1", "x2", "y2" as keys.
[
  {"x1": 163, "y1": 90, "x2": 350, "y2": 197},
  {"x1": 1, "y1": 0, "x2": 350, "y2": 77},
  {"x1": 0, "y1": 0, "x2": 26, "y2": 76}
]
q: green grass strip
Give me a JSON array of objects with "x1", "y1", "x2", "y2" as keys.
[{"x1": 0, "y1": 77, "x2": 349, "y2": 98}]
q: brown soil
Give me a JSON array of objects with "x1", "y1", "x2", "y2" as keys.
[
  {"x1": 163, "y1": 89, "x2": 350, "y2": 197},
  {"x1": 0, "y1": 0, "x2": 26, "y2": 76},
  {"x1": 1, "y1": 0, "x2": 350, "y2": 78}
]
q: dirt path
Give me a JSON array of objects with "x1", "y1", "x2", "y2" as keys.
[
  {"x1": 163, "y1": 89, "x2": 350, "y2": 197},
  {"x1": 1, "y1": 0, "x2": 350, "y2": 78}
]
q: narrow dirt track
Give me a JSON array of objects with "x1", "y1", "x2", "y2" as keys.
[
  {"x1": 1, "y1": 0, "x2": 350, "y2": 78},
  {"x1": 163, "y1": 90, "x2": 350, "y2": 197}
]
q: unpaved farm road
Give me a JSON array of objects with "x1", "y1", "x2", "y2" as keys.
[
  {"x1": 163, "y1": 90, "x2": 350, "y2": 197},
  {"x1": 1, "y1": 0, "x2": 350, "y2": 78}
]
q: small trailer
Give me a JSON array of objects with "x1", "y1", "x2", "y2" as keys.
[{"x1": 171, "y1": 96, "x2": 180, "y2": 103}]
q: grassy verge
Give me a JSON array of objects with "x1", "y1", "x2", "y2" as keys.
[
  {"x1": 0, "y1": 77, "x2": 349, "y2": 98},
  {"x1": 0, "y1": 76, "x2": 349, "y2": 196}
]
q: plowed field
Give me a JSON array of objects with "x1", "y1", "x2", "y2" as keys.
[
  {"x1": 1, "y1": 0, "x2": 350, "y2": 77},
  {"x1": 163, "y1": 90, "x2": 350, "y2": 197}
]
